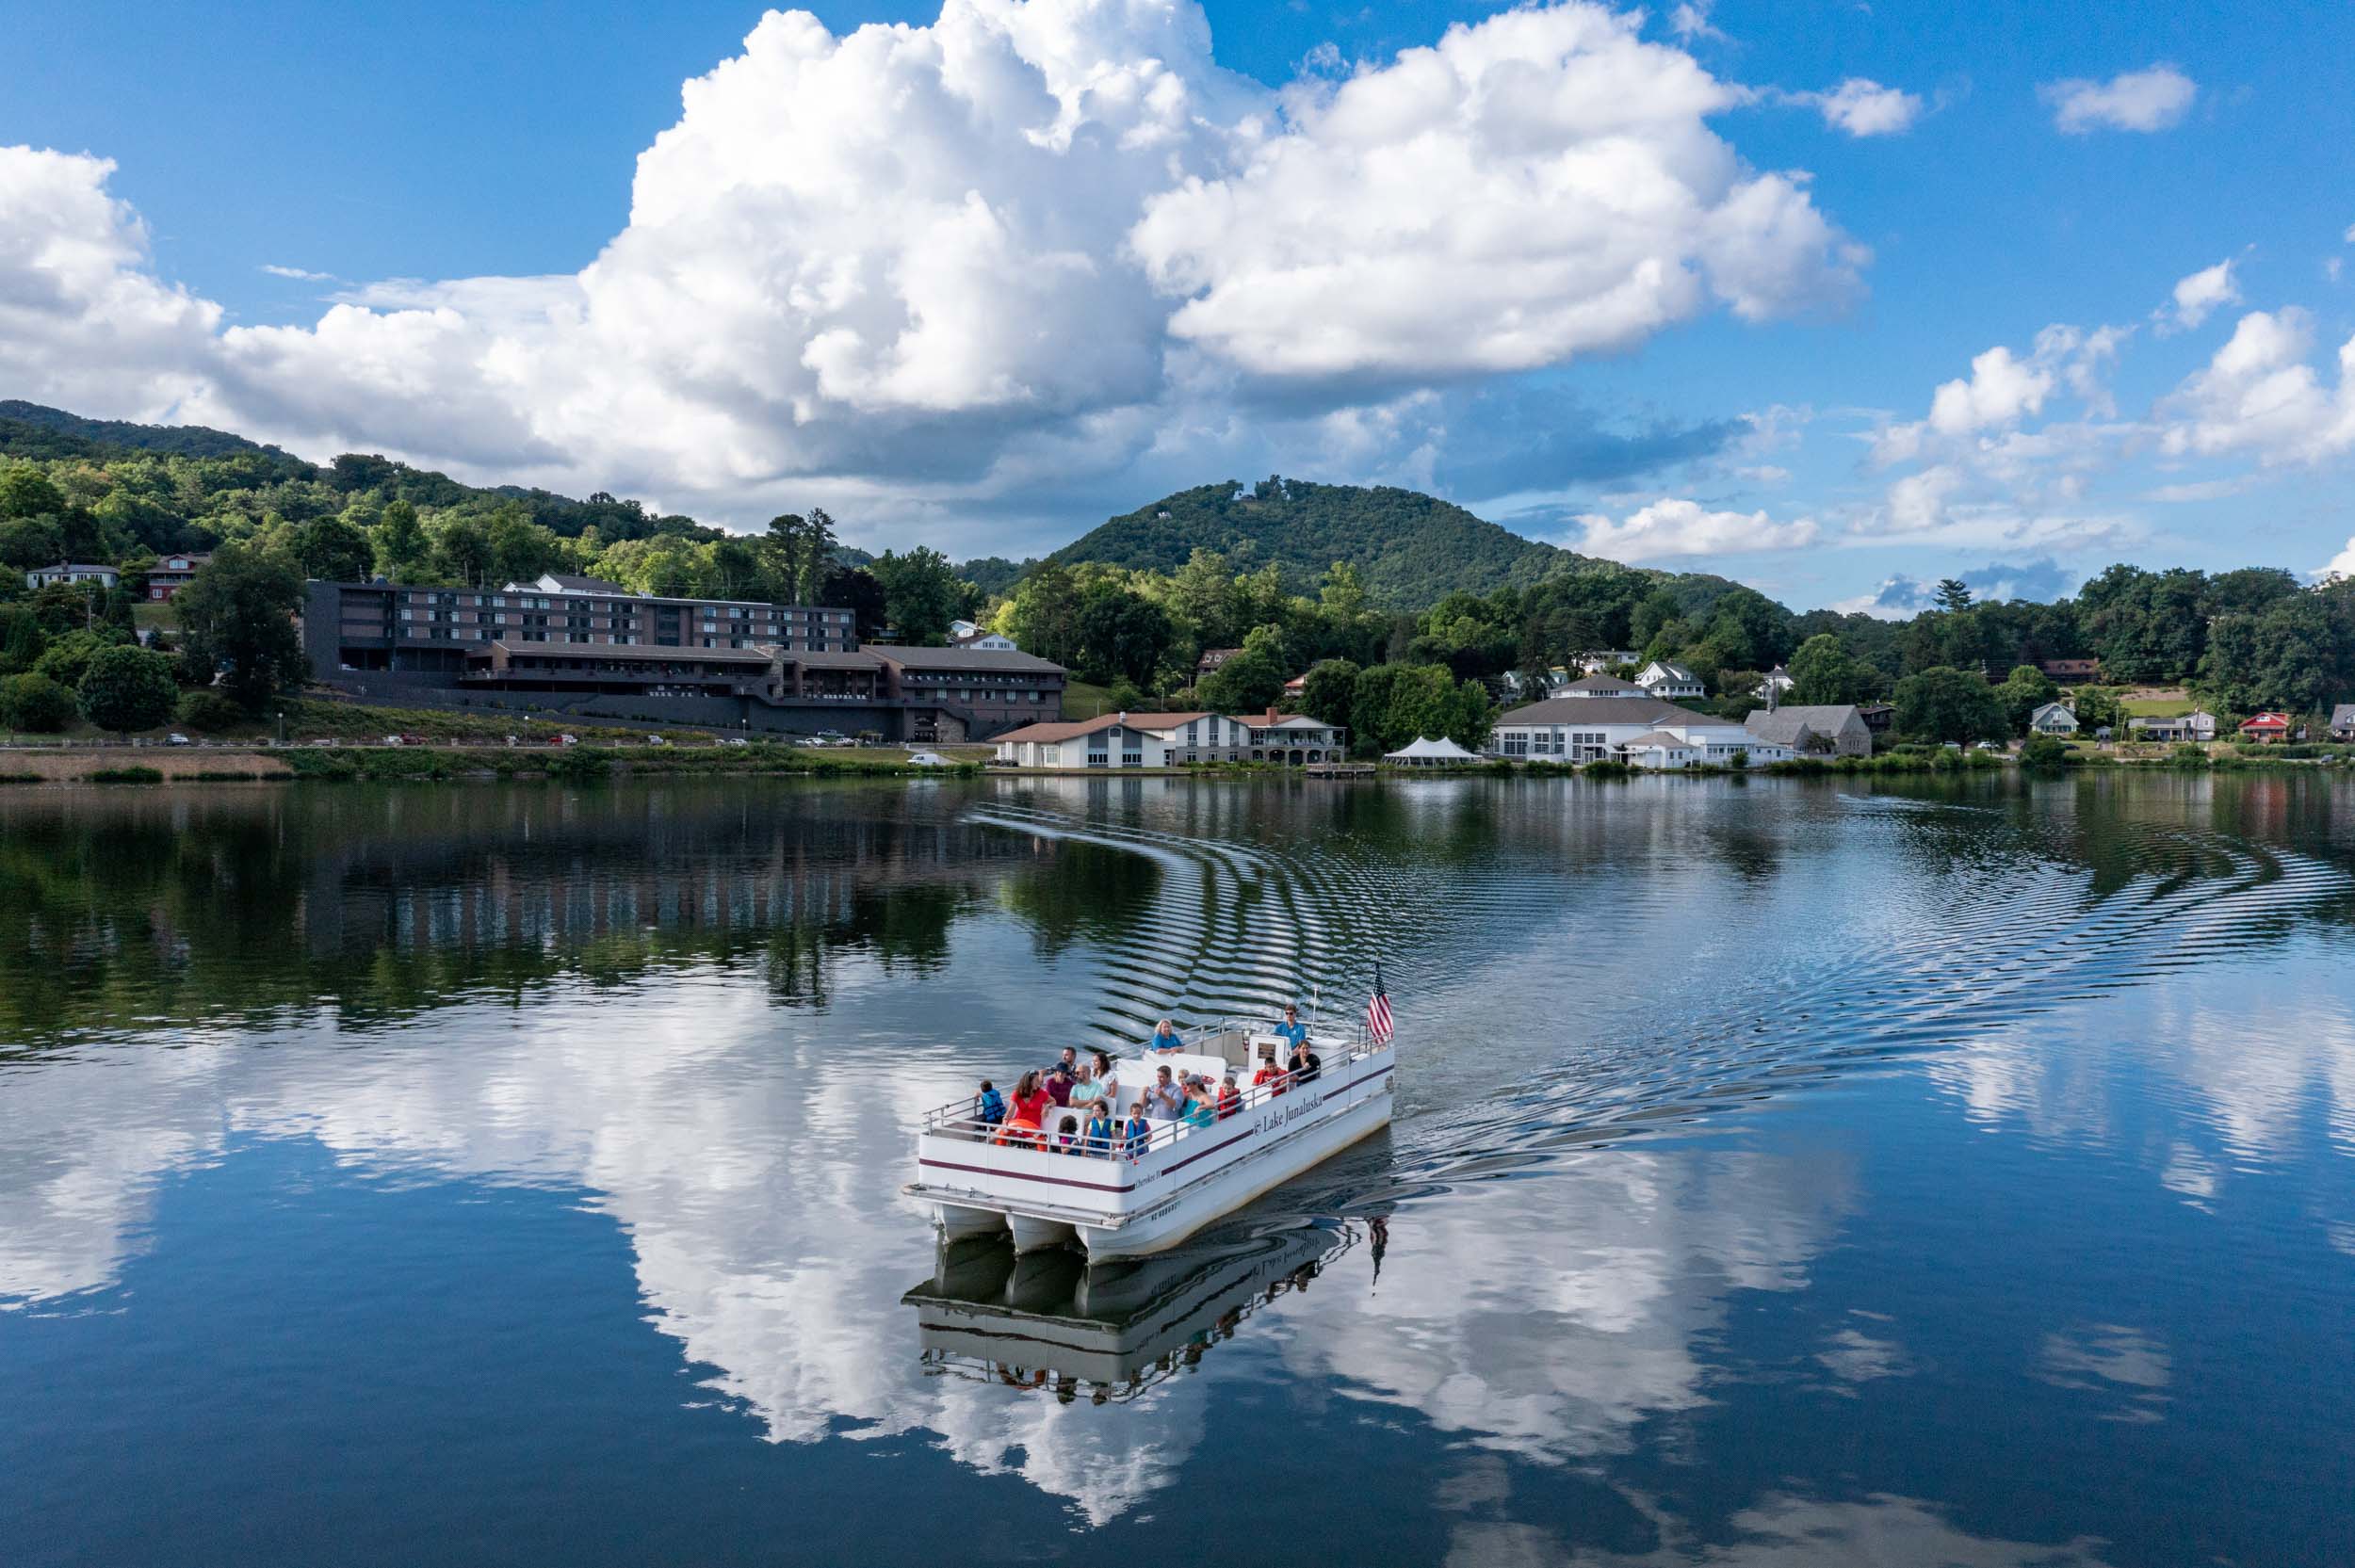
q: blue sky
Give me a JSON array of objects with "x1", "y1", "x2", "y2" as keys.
[{"x1": 4, "y1": 0, "x2": 2352, "y2": 609}]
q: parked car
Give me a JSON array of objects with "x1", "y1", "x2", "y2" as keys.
[
  {"x1": 905, "y1": 751, "x2": 953, "y2": 768},
  {"x1": 382, "y1": 735, "x2": 407, "y2": 747},
  {"x1": 716, "y1": 736, "x2": 750, "y2": 747},
  {"x1": 644, "y1": 735, "x2": 669, "y2": 748},
  {"x1": 167, "y1": 734, "x2": 191, "y2": 747},
  {"x1": 551, "y1": 734, "x2": 579, "y2": 748}
]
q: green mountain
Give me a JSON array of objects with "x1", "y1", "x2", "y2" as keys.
[
  {"x1": 1050, "y1": 477, "x2": 1579, "y2": 606},
  {"x1": 0, "y1": 400, "x2": 289, "y2": 462}
]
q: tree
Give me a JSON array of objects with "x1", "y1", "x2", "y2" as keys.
[
  {"x1": 2071, "y1": 686, "x2": 2122, "y2": 735},
  {"x1": 869, "y1": 547, "x2": 966, "y2": 645},
  {"x1": 174, "y1": 542, "x2": 308, "y2": 712},
  {"x1": 1198, "y1": 625, "x2": 1289, "y2": 714},
  {"x1": 175, "y1": 688, "x2": 246, "y2": 731},
  {"x1": 820, "y1": 564, "x2": 889, "y2": 641},
  {"x1": 31, "y1": 628, "x2": 122, "y2": 689},
  {"x1": 288, "y1": 515, "x2": 376, "y2": 582},
  {"x1": 0, "y1": 606, "x2": 44, "y2": 674},
  {"x1": 1298, "y1": 658, "x2": 1361, "y2": 727},
  {"x1": 1993, "y1": 664, "x2": 2059, "y2": 735},
  {"x1": 371, "y1": 499, "x2": 430, "y2": 580},
  {"x1": 1892, "y1": 665, "x2": 2007, "y2": 743},
  {"x1": 0, "y1": 515, "x2": 64, "y2": 571},
  {"x1": 2020, "y1": 734, "x2": 2071, "y2": 768},
  {"x1": 1933, "y1": 578, "x2": 1973, "y2": 614},
  {"x1": 0, "y1": 672, "x2": 76, "y2": 733},
  {"x1": 1073, "y1": 584, "x2": 1173, "y2": 686},
  {"x1": 0, "y1": 464, "x2": 68, "y2": 521},
  {"x1": 1786, "y1": 633, "x2": 1865, "y2": 705},
  {"x1": 77, "y1": 644, "x2": 180, "y2": 733}
]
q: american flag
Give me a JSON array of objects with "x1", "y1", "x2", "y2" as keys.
[{"x1": 1365, "y1": 962, "x2": 1394, "y2": 1044}]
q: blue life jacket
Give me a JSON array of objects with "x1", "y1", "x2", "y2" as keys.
[{"x1": 978, "y1": 1088, "x2": 1005, "y2": 1124}]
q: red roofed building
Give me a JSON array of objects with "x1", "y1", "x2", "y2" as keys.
[{"x1": 2239, "y1": 711, "x2": 2293, "y2": 742}]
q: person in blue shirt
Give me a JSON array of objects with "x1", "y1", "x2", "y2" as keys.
[
  {"x1": 1274, "y1": 1004, "x2": 1309, "y2": 1054},
  {"x1": 1083, "y1": 1102, "x2": 1117, "y2": 1158},
  {"x1": 975, "y1": 1079, "x2": 1005, "y2": 1127},
  {"x1": 1145, "y1": 1018, "x2": 1184, "y2": 1055},
  {"x1": 1124, "y1": 1103, "x2": 1153, "y2": 1159}
]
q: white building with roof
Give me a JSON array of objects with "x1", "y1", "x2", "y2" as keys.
[
  {"x1": 1488, "y1": 695, "x2": 1793, "y2": 766},
  {"x1": 1635, "y1": 660, "x2": 1705, "y2": 700},
  {"x1": 26, "y1": 562, "x2": 119, "y2": 590},
  {"x1": 2029, "y1": 701, "x2": 2079, "y2": 736},
  {"x1": 1384, "y1": 736, "x2": 1483, "y2": 768}
]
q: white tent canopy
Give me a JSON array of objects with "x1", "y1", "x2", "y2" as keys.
[{"x1": 1385, "y1": 736, "x2": 1482, "y2": 765}]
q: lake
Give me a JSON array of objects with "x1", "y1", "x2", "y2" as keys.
[{"x1": 3, "y1": 771, "x2": 2351, "y2": 1566}]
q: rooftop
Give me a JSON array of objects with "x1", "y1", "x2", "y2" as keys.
[
  {"x1": 531, "y1": 573, "x2": 630, "y2": 595},
  {"x1": 1495, "y1": 694, "x2": 1703, "y2": 726},
  {"x1": 1745, "y1": 705, "x2": 1863, "y2": 744},
  {"x1": 872, "y1": 645, "x2": 1065, "y2": 674}
]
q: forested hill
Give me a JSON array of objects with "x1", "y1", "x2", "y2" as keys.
[
  {"x1": 1052, "y1": 477, "x2": 1577, "y2": 607},
  {"x1": 0, "y1": 400, "x2": 292, "y2": 463}
]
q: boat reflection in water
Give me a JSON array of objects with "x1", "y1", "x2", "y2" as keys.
[{"x1": 902, "y1": 1217, "x2": 1387, "y2": 1399}]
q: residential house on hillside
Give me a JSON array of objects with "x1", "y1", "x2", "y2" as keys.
[
  {"x1": 2239, "y1": 712, "x2": 2293, "y2": 743},
  {"x1": 521, "y1": 572, "x2": 632, "y2": 596},
  {"x1": 948, "y1": 624, "x2": 1018, "y2": 651},
  {"x1": 26, "y1": 561, "x2": 118, "y2": 590},
  {"x1": 2030, "y1": 702, "x2": 2080, "y2": 736},
  {"x1": 2038, "y1": 657, "x2": 2102, "y2": 685},
  {"x1": 1560, "y1": 675, "x2": 1648, "y2": 699},
  {"x1": 2128, "y1": 711, "x2": 2217, "y2": 743},
  {"x1": 1857, "y1": 703, "x2": 1893, "y2": 734},
  {"x1": 145, "y1": 552, "x2": 210, "y2": 600},
  {"x1": 1489, "y1": 695, "x2": 1795, "y2": 766},
  {"x1": 1196, "y1": 647, "x2": 1242, "y2": 676},
  {"x1": 1577, "y1": 650, "x2": 1641, "y2": 674},
  {"x1": 1635, "y1": 660, "x2": 1705, "y2": 700},
  {"x1": 1756, "y1": 666, "x2": 1795, "y2": 700},
  {"x1": 2330, "y1": 703, "x2": 2355, "y2": 742},
  {"x1": 1746, "y1": 704, "x2": 1871, "y2": 757}
]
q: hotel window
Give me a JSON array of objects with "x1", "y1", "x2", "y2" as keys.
[{"x1": 1502, "y1": 733, "x2": 1529, "y2": 756}]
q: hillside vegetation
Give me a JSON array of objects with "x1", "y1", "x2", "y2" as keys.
[{"x1": 1053, "y1": 477, "x2": 1578, "y2": 607}]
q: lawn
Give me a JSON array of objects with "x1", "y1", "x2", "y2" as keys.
[
  {"x1": 2120, "y1": 692, "x2": 2197, "y2": 717},
  {"x1": 1063, "y1": 680, "x2": 1115, "y2": 719}
]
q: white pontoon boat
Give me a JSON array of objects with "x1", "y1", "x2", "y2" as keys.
[{"x1": 905, "y1": 1019, "x2": 1394, "y2": 1258}]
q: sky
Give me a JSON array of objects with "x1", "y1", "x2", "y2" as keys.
[{"x1": 2, "y1": 0, "x2": 2352, "y2": 612}]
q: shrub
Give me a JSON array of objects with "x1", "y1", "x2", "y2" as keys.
[
  {"x1": 30, "y1": 628, "x2": 121, "y2": 690},
  {"x1": 78, "y1": 645, "x2": 181, "y2": 733},
  {"x1": 89, "y1": 766, "x2": 164, "y2": 784},
  {"x1": 0, "y1": 671, "x2": 77, "y2": 733},
  {"x1": 1582, "y1": 758, "x2": 1632, "y2": 779},
  {"x1": 2019, "y1": 734, "x2": 2070, "y2": 768},
  {"x1": 175, "y1": 688, "x2": 246, "y2": 732}
]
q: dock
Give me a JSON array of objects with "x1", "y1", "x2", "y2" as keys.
[{"x1": 1304, "y1": 762, "x2": 1377, "y2": 779}]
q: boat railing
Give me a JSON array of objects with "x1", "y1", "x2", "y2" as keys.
[{"x1": 918, "y1": 1016, "x2": 1379, "y2": 1152}]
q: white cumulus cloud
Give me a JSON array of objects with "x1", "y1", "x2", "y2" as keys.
[
  {"x1": 0, "y1": 0, "x2": 1866, "y2": 541},
  {"x1": 2316, "y1": 534, "x2": 2355, "y2": 581},
  {"x1": 1130, "y1": 5, "x2": 1862, "y2": 381},
  {"x1": 1575, "y1": 496, "x2": 1819, "y2": 559},
  {"x1": 2156, "y1": 257, "x2": 2239, "y2": 333},
  {"x1": 2160, "y1": 308, "x2": 2355, "y2": 466},
  {"x1": 1799, "y1": 78, "x2": 1924, "y2": 137},
  {"x1": 259, "y1": 263, "x2": 333, "y2": 282},
  {"x1": 2038, "y1": 64, "x2": 2196, "y2": 134}
]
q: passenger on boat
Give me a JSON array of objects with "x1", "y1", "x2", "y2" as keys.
[
  {"x1": 1287, "y1": 1038, "x2": 1323, "y2": 1087},
  {"x1": 1216, "y1": 1073, "x2": 1241, "y2": 1121},
  {"x1": 1147, "y1": 1064, "x2": 1187, "y2": 1121},
  {"x1": 975, "y1": 1079, "x2": 1004, "y2": 1128},
  {"x1": 1124, "y1": 1103, "x2": 1152, "y2": 1158},
  {"x1": 1274, "y1": 1005, "x2": 1309, "y2": 1053},
  {"x1": 1046, "y1": 1047, "x2": 1080, "y2": 1106},
  {"x1": 1253, "y1": 1046, "x2": 1286, "y2": 1096},
  {"x1": 1083, "y1": 1101, "x2": 1117, "y2": 1157},
  {"x1": 1053, "y1": 1113, "x2": 1082, "y2": 1154},
  {"x1": 1181, "y1": 1079, "x2": 1217, "y2": 1129},
  {"x1": 1145, "y1": 1018, "x2": 1184, "y2": 1054},
  {"x1": 1066, "y1": 1063, "x2": 1102, "y2": 1112},
  {"x1": 996, "y1": 1070, "x2": 1050, "y2": 1145},
  {"x1": 1091, "y1": 1050, "x2": 1120, "y2": 1110}
]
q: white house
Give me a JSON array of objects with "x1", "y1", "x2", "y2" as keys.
[
  {"x1": 1239, "y1": 709, "x2": 1345, "y2": 762},
  {"x1": 1559, "y1": 675, "x2": 1648, "y2": 699},
  {"x1": 950, "y1": 628, "x2": 1019, "y2": 651},
  {"x1": 26, "y1": 562, "x2": 119, "y2": 590},
  {"x1": 2029, "y1": 702, "x2": 2079, "y2": 736},
  {"x1": 1488, "y1": 695, "x2": 1793, "y2": 766},
  {"x1": 2128, "y1": 710, "x2": 2217, "y2": 743},
  {"x1": 1577, "y1": 650, "x2": 1641, "y2": 674},
  {"x1": 1756, "y1": 666, "x2": 1795, "y2": 700},
  {"x1": 1636, "y1": 660, "x2": 1705, "y2": 701}
]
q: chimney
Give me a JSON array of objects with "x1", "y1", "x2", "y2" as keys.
[{"x1": 1266, "y1": 705, "x2": 1278, "y2": 724}]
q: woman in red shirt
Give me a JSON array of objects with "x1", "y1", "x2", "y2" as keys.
[{"x1": 998, "y1": 1069, "x2": 1051, "y2": 1146}]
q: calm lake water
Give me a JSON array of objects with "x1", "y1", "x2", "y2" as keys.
[{"x1": 3, "y1": 772, "x2": 2352, "y2": 1566}]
